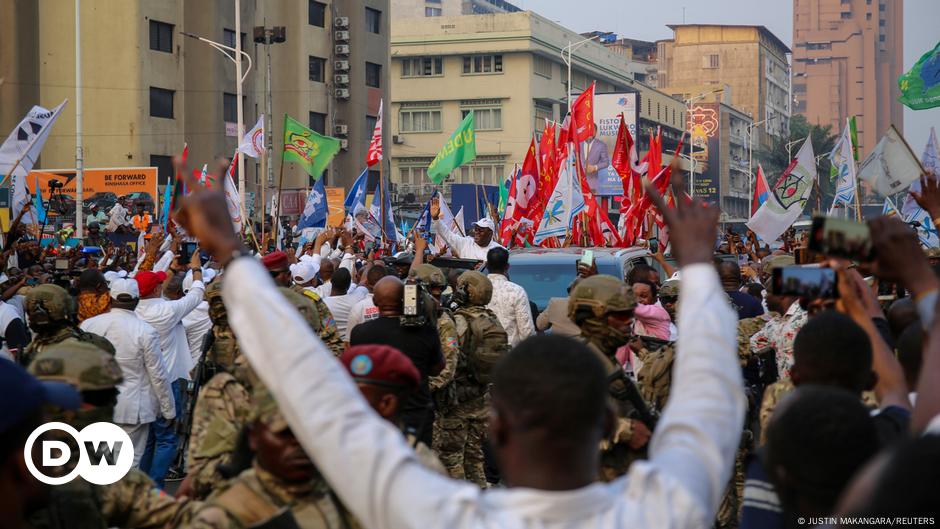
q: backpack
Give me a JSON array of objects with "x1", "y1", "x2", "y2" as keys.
[{"x1": 455, "y1": 306, "x2": 510, "y2": 385}]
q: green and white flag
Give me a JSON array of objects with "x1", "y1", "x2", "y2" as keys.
[
  {"x1": 282, "y1": 115, "x2": 341, "y2": 180},
  {"x1": 427, "y1": 111, "x2": 476, "y2": 184},
  {"x1": 898, "y1": 41, "x2": 940, "y2": 110}
]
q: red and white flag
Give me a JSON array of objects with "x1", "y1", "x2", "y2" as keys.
[{"x1": 365, "y1": 99, "x2": 383, "y2": 167}]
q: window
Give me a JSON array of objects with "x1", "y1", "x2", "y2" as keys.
[
  {"x1": 309, "y1": 112, "x2": 326, "y2": 134},
  {"x1": 462, "y1": 54, "x2": 503, "y2": 74},
  {"x1": 456, "y1": 164, "x2": 504, "y2": 185},
  {"x1": 425, "y1": 7, "x2": 442, "y2": 16},
  {"x1": 534, "y1": 102, "x2": 553, "y2": 135},
  {"x1": 879, "y1": 34, "x2": 886, "y2": 42},
  {"x1": 401, "y1": 56, "x2": 443, "y2": 77},
  {"x1": 879, "y1": 18, "x2": 886, "y2": 26},
  {"x1": 150, "y1": 155, "x2": 174, "y2": 186},
  {"x1": 867, "y1": 13, "x2": 872, "y2": 20},
  {"x1": 223, "y1": 29, "x2": 247, "y2": 58},
  {"x1": 149, "y1": 20, "x2": 173, "y2": 53},
  {"x1": 399, "y1": 102, "x2": 442, "y2": 132},
  {"x1": 309, "y1": 56, "x2": 326, "y2": 82},
  {"x1": 461, "y1": 99, "x2": 502, "y2": 131},
  {"x1": 367, "y1": 115, "x2": 378, "y2": 134},
  {"x1": 365, "y1": 7, "x2": 381, "y2": 34},
  {"x1": 879, "y1": 2, "x2": 885, "y2": 10},
  {"x1": 149, "y1": 87, "x2": 174, "y2": 118},
  {"x1": 534, "y1": 55, "x2": 552, "y2": 78},
  {"x1": 309, "y1": 0, "x2": 326, "y2": 27},
  {"x1": 841, "y1": 12, "x2": 852, "y2": 19},
  {"x1": 704, "y1": 54, "x2": 719, "y2": 69},
  {"x1": 223, "y1": 93, "x2": 237, "y2": 123},
  {"x1": 366, "y1": 62, "x2": 382, "y2": 88}
]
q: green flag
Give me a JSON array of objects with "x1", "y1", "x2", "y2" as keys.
[
  {"x1": 282, "y1": 114, "x2": 341, "y2": 180},
  {"x1": 898, "y1": 41, "x2": 940, "y2": 110},
  {"x1": 848, "y1": 116, "x2": 859, "y2": 161},
  {"x1": 427, "y1": 111, "x2": 476, "y2": 184}
]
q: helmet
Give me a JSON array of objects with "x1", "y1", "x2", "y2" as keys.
[
  {"x1": 206, "y1": 281, "x2": 228, "y2": 326},
  {"x1": 926, "y1": 247, "x2": 940, "y2": 259},
  {"x1": 567, "y1": 275, "x2": 636, "y2": 325},
  {"x1": 412, "y1": 264, "x2": 447, "y2": 289},
  {"x1": 761, "y1": 254, "x2": 795, "y2": 278},
  {"x1": 278, "y1": 287, "x2": 321, "y2": 331},
  {"x1": 29, "y1": 338, "x2": 123, "y2": 391},
  {"x1": 25, "y1": 284, "x2": 76, "y2": 325},
  {"x1": 659, "y1": 280, "x2": 680, "y2": 299},
  {"x1": 454, "y1": 271, "x2": 493, "y2": 306}
]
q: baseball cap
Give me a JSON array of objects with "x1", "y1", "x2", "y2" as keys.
[
  {"x1": 110, "y1": 277, "x2": 140, "y2": 301},
  {"x1": 340, "y1": 345, "x2": 420, "y2": 390},
  {"x1": 290, "y1": 262, "x2": 319, "y2": 285},
  {"x1": 472, "y1": 217, "x2": 496, "y2": 232},
  {"x1": 182, "y1": 268, "x2": 217, "y2": 293},
  {"x1": 1, "y1": 359, "x2": 81, "y2": 436},
  {"x1": 135, "y1": 270, "x2": 168, "y2": 297},
  {"x1": 261, "y1": 251, "x2": 290, "y2": 272}
]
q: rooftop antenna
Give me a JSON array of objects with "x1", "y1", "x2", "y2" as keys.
[{"x1": 682, "y1": 6, "x2": 686, "y2": 24}]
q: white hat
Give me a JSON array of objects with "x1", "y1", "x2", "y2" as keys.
[
  {"x1": 183, "y1": 268, "x2": 218, "y2": 293},
  {"x1": 110, "y1": 277, "x2": 140, "y2": 300},
  {"x1": 103, "y1": 270, "x2": 128, "y2": 286},
  {"x1": 472, "y1": 217, "x2": 496, "y2": 232},
  {"x1": 291, "y1": 262, "x2": 318, "y2": 285}
]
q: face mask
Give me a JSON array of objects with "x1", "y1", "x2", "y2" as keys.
[{"x1": 581, "y1": 317, "x2": 631, "y2": 354}]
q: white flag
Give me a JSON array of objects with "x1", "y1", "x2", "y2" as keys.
[
  {"x1": 453, "y1": 207, "x2": 465, "y2": 234},
  {"x1": 828, "y1": 119, "x2": 858, "y2": 214},
  {"x1": 901, "y1": 127, "x2": 940, "y2": 217},
  {"x1": 238, "y1": 116, "x2": 265, "y2": 159},
  {"x1": 534, "y1": 146, "x2": 585, "y2": 243},
  {"x1": 858, "y1": 126, "x2": 925, "y2": 197},
  {"x1": 0, "y1": 101, "x2": 67, "y2": 219},
  {"x1": 223, "y1": 167, "x2": 243, "y2": 234},
  {"x1": 747, "y1": 137, "x2": 816, "y2": 242}
]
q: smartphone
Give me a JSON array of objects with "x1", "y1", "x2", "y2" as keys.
[
  {"x1": 772, "y1": 266, "x2": 839, "y2": 299},
  {"x1": 81, "y1": 246, "x2": 103, "y2": 255},
  {"x1": 580, "y1": 249, "x2": 594, "y2": 268},
  {"x1": 808, "y1": 216, "x2": 873, "y2": 261},
  {"x1": 55, "y1": 259, "x2": 69, "y2": 270},
  {"x1": 180, "y1": 242, "x2": 198, "y2": 263},
  {"x1": 737, "y1": 254, "x2": 749, "y2": 267}
]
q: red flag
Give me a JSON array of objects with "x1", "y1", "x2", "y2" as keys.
[
  {"x1": 647, "y1": 128, "x2": 662, "y2": 176},
  {"x1": 502, "y1": 139, "x2": 541, "y2": 246},
  {"x1": 556, "y1": 115, "x2": 570, "y2": 163},
  {"x1": 571, "y1": 81, "x2": 596, "y2": 142},
  {"x1": 752, "y1": 163, "x2": 769, "y2": 217},
  {"x1": 365, "y1": 99, "x2": 383, "y2": 167},
  {"x1": 537, "y1": 121, "x2": 557, "y2": 196}
]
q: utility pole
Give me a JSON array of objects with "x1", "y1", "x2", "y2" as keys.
[
  {"x1": 235, "y1": 0, "x2": 245, "y2": 217},
  {"x1": 75, "y1": 0, "x2": 84, "y2": 238},
  {"x1": 253, "y1": 25, "x2": 285, "y2": 244}
]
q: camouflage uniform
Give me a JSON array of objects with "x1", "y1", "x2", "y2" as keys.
[
  {"x1": 413, "y1": 265, "x2": 460, "y2": 396},
  {"x1": 291, "y1": 285, "x2": 345, "y2": 355},
  {"x1": 738, "y1": 313, "x2": 777, "y2": 365},
  {"x1": 759, "y1": 379, "x2": 795, "y2": 445},
  {"x1": 634, "y1": 337, "x2": 676, "y2": 413},
  {"x1": 27, "y1": 339, "x2": 199, "y2": 529},
  {"x1": 433, "y1": 271, "x2": 500, "y2": 487},
  {"x1": 21, "y1": 284, "x2": 115, "y2": 367},
  {"x1": 186, "y1": 387, "x2": 358, "y2": 529}
]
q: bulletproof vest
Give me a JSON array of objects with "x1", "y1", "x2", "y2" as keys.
[
  {"x1": 210, "y1": 324, "x2": 240, "y2": 370},
  {"x1": 636, "y1": 340, "x2": 676, "y2": 413},
  {"x1": 28, "y1": 480, "x2": 107, "y2": 529},
  {"x1": 453, "y1": 305, "x2": 509, "y2": 396}
]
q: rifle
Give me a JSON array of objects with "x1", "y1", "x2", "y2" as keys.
[
  {"x1": 607, "y1": 370, "x2": 659, "y2": 431},
  {"x1": 174, "y1": 332, "x2": 215, "y2": 471}
]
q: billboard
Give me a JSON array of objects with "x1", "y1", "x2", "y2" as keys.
[
  {"x1": 687, "y1": 104, "x2": 721, "y2": 203},
  {"x1": 27, "y1": 167, "x2": 159, "y2": 214},
  {"x1": 325, "y1": 186, "x2": 346, "y2": 227},
  {"x1": 593, "y1": 92, "x2": 638, "y2": 196}
]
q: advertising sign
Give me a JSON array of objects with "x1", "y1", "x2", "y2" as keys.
[
  {"x1": 325, "y1": 186, "x2": 346, "y2": 227},
  {"x1": 27, "y1": 167, "x2": 160, "y2": 220},
  {"x1": 687, "y1": 104, "x2": 721, "y2": 203},
  {"x1": 593, "y1": 93, "x2": 638, "y2": 196}
]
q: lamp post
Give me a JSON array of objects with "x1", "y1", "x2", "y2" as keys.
[
  {"x1": 253, "y1": 25, "x2": 286, "y2": 245},
  {"x1": 745, "y1": 116, "x2": 780, "y2": 215},
  {"x1": 561, "y1": 36, "x2": 599, "y2": 109},
  {"x1": 685, "y1": 88, "x2": 724, "y2": 197}
]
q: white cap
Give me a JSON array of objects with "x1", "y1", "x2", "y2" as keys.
[
  {"x1": 291, "y1": 262, "x2": 318, "y2": 285},
  {"x1": 103, "y1": 270, "x2": 128, "y2": 285},
  {"x1": 183, "y1": 268, "x2": 217, "y2": 293},
  {"x1": 110, "y1": 277, "x2": 140, "y2": 300},
  {"x1": 472, "y1": 217, "x2": 496, "y2": 232}
]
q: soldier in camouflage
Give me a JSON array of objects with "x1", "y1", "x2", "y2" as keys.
[
  {"x1": 26, "y1": 339, "x2": 199, "y2": 529},
  {"x1": 20, "y1": 284, "x2": 115, "y2": 367},
  {"x1": 412, "y1": 264, "x2": 460, "y2": 407}
]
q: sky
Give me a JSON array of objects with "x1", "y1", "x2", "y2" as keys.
[{"x1": 522, "y1": 0, "x2": 940, "y2": 151}]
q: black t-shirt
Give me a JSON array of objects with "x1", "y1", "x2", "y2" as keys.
[
  {"x1": 350, "y1": 316, "x2": 443, "y2": 432},
  {"x1": 727, "y1": 290, "x2": 765, "y2": 319}
]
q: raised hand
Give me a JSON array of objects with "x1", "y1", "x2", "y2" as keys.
[
  {"x1": 911, "y1": 172, "x2": 940, "y2": 220},
  {"x1": 869, "y1": 216, "x2": 938, "y2": 297},
  {"x1": 173, "y1": 169, "x2": 240, "y2": 264},
  {"x1": 644, "y1": 171, "x2": 719, "y2": 267}
]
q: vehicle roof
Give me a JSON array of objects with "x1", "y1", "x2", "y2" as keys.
[{"x1": 509, "y1": 246, "x2": 650, "y2": 262}]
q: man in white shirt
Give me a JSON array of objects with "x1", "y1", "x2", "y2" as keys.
[
  {"x1": 431, "y1": 198, "x2": 503, "y2": 261},
  {"x1": 291, "y1": 261, "x2": 319, "y2": 294},
  {"x1": 133, "y1": 252, "x2": 205, "y2": 487},
  {"x1": 179, "y1": 172, "x2": 744, "y2": 529},
  {"x1": 314, "y1": 259, "x2": 337, "y2": 298},
  {"x1": 174, "y1": 269, "x2": 215, "y2": 367},
  {"x1": 80, "y1": 278, "x2": 175, "y2": 467},
  {"x1": 345, "y1": 264, "x2": 387, "y2": 342},
  {"x1": 484, "y1": 247, "x2": 535, "y2": 346},
  {"x1": 323, "y1": 268, "x2": 365, "y2": 339}
]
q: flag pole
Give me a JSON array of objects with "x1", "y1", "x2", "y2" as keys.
[
  {"x1": 380, "y1": 158, "x2": 387, "y2": 246},
  {"x1": 273, "y1": 117, "x2": 287, "y2": 253},
  {"x1": 260, "y1": 146, "x2": 267, "y2": 247},
  {"x1": 853, "y1": 176, "x2": 863, "y2": 222}
]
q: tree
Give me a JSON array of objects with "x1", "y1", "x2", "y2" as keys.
[{"x1": 755, "y1": 115, "x2": 839, "y2": 213}]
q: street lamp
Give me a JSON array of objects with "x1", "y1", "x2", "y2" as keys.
[
  {"x1": 561, "y1": 36, "x2": 599, "y2": 109},
  {"x1": 685, "y1": 88, "x2": 724, "y2": 197},
  {"x1": 745, "y1": 115, "x2": 780, "y2": 215},
  {"x1": 254, "y1": 25, "x2": 286, "y2": 246},
  {"x1": 181, "y1": 28, "x2": 252, "y2": 221}
]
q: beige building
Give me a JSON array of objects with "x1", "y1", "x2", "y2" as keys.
[
  {"x1": 792, "y1": 0, "x2": 903, "y2": 156},
  {"x1": 391, "y1": 0, "x2": 521, "y2": 18},
  {"x1": 389, "y1": 11, "x2": 687, "y2": 209},
  {"x1": 0, "y1": 0, "x2": 389, "y2": 221},
  {"x1": 658, "y1": 24, "x2": 791, "y2": 148}
]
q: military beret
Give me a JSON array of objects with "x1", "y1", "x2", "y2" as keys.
[
  {"x1": 340, "y1": 345, "x2": 420, "y2": 390},
  {"x1": 261, "y1": 250, "x2": 290, "y2": 272}
]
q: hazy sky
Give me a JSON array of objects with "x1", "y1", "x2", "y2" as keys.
[{"x1": 522, "y1": 0, "x2": 940, "y2": 150}]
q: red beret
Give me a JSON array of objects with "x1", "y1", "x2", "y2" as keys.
[
  {"x1": 341, "y1": 345, "x2": 420, "y2": 390},
  {"x1": 261, "y1": 250, "x2": 289, "y2": 272},
  {"x1": 135, "y1": 270, "x2": 167, "y2": 297}
]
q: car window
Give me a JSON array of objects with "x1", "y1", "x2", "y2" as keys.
[{"x1": 510, "y1": 259, "x2": 620, "y2": 310}]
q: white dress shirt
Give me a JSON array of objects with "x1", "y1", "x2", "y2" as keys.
[
  {"x1": 223, "y1": 259, "x2": 744, "y2": 529},
  {"x1": 81, "y1": 308, "x2": 176, "y2": 424},
  {"x1": 485, "y1": 273, "x2": 535, "y2": 347},
  {"x1": 345, "y1": 294, "x2": 378, "y2": 342},
  {"x1": 135, "y1": 280, "x2": 205, "y2": 381},
  {"x1": 182, "y1": 301, "x2": 212, "y2": 366},
  {"x1": 323, "y1": 290, "x2": 366, "y2": 339},
  {"x1": 432, "y1": 220, "x2": 503, "y2": 261}
]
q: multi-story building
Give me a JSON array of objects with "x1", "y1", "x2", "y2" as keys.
[
  {"x1": 792, "y1": 0, "x2": 903, "y2": 156},
  {"x1": 657, "y1": 24, "x2": 791, "y2": 148},
  {"x1": 584, "y1": 32, "x2": 659, "y2": 87},
  {"x1": 0, "y1": 0, "x2": 389, "y2": 218},
  {"x1": 389, "y1": 11, "x2": 687, "y2": 208},
  {"x1": 391, "y1": 0, "x2": 521, "y2": 18},
  {"x1": 687, "y1": 102, "x2": 754, "y2": 220}
]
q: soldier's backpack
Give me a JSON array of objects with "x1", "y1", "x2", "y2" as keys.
[{"x1": 454, "y1": 305, "x2": 510, "y2": 384}]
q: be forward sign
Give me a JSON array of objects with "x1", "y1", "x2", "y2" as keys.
[{"x1": 24, "y1": 422, "x2": 134, "y2": 485}]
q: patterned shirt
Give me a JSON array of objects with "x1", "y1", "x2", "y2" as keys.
[
  {"x1": 749, "y1": 302, "x2": 808, "y2": 379},
  {"x1": 485, "y1": 273, "x2": 535, "y2": 347}
]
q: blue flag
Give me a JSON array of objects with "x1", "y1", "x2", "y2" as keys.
[
  {"x1": 416, "y1": 190, "x2": 436, "y2": 234},
  {"x1": 298, "y1": 178, "x2": 328, "y2": 229},
  {"x1": 161, "y1": 181, "x2": 173, "y2": 230},
  {"x1": 344, "y1": 169, "x2": 368, "y2": 215},
  {"x1": 33, "y1": 176, "x2": 47, "y2": 224},
  {"x1": 368, "y1": 172, "x2": 396, "y2": 243}
]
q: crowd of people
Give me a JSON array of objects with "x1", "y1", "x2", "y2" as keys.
[{"x1": 1, "y1": 168, "x2": 939, "y2": 529}]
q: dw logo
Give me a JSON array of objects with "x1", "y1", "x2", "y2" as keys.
[{"x1": 24, "y1": 422, "x2": 134, "y2": 485}]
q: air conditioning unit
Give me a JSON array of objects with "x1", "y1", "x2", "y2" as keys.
[
  {"x1": 334, "y1": 30, "x2": 349, "y2": 41},
  {"x1": 335, "y1": 88, "x2": 350, "y2": 99},
  {"x1": 334, "y1": 44, "x2": 350, "y2": 55},
  {"x1": 334, "y1": 74, "x2": 349, "y2": 85},
  {"x1": 334, "y1": 60, "x2": 350, "y2": 71},
  {"x1": 392, "y1": 135, "x2": 405, "y2": 144},
  {"x1": 334, "y1": 124, "x2": 348, "y2": 135},
  {"x1": 334, "y1": 16, "x2": 349, "y2": 28},
  {"x1": 340, "y1": 139, "x2": 349, "y2": 150}
]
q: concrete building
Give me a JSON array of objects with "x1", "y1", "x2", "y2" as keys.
[
  {"x1": 583, "y1": 32, "x2": 659, "y2": 87},
  {"x1": 658, "y1": 24, "x2": 791, "y2": 148},
  {"x1": 792, "y1": 0, "x2": 903, "y2": 156},
  {"x1": 389, "y1": 11, "x2": 687, "y2": 208},
  {"x1": 0, "y1": 0, "x2": 389, "y2": 220},
  {"x1": 391, "y1": 0, "x2": 521, "y2": 18}
]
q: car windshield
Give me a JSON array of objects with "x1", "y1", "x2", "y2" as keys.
[{"x1": 509, "y1": 259, "x2": 620, "y2": 310}]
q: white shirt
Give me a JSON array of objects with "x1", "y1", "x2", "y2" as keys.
[
  {"x1": 345, "y1": 294, "x2": 378, "y2": 342},
  {"x1": 323, "y1": 290, "x2": 366, "y2": 339},
  {"x1": 182, "y1": 301, "x2": 212, "y2": 366},
  {"x1": 81, "y1": 308, "x2": 176, "y2": 424},
  {"x1": 485, "y1": 273, "x2": 535, "y2": 347},
  {"x1": 0, "y1": 302, "x2": 22, "y2": 361},
  {"x1": 432, "y1": 219, "x2": 503, "y2": 261},
  {"x1": 315, "y1": 281, "x2": 333, "y2": 299},
  {"x1": 135, "y1": 280, "x2": 205, "y2": 381},
  {"x1": 223, "y1": 260, "x2": 744, "y2": 529}
]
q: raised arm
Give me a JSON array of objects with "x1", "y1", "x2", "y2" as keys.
[{"x1": 142, "y1": 324, "x2": 176, "y2": 420}]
